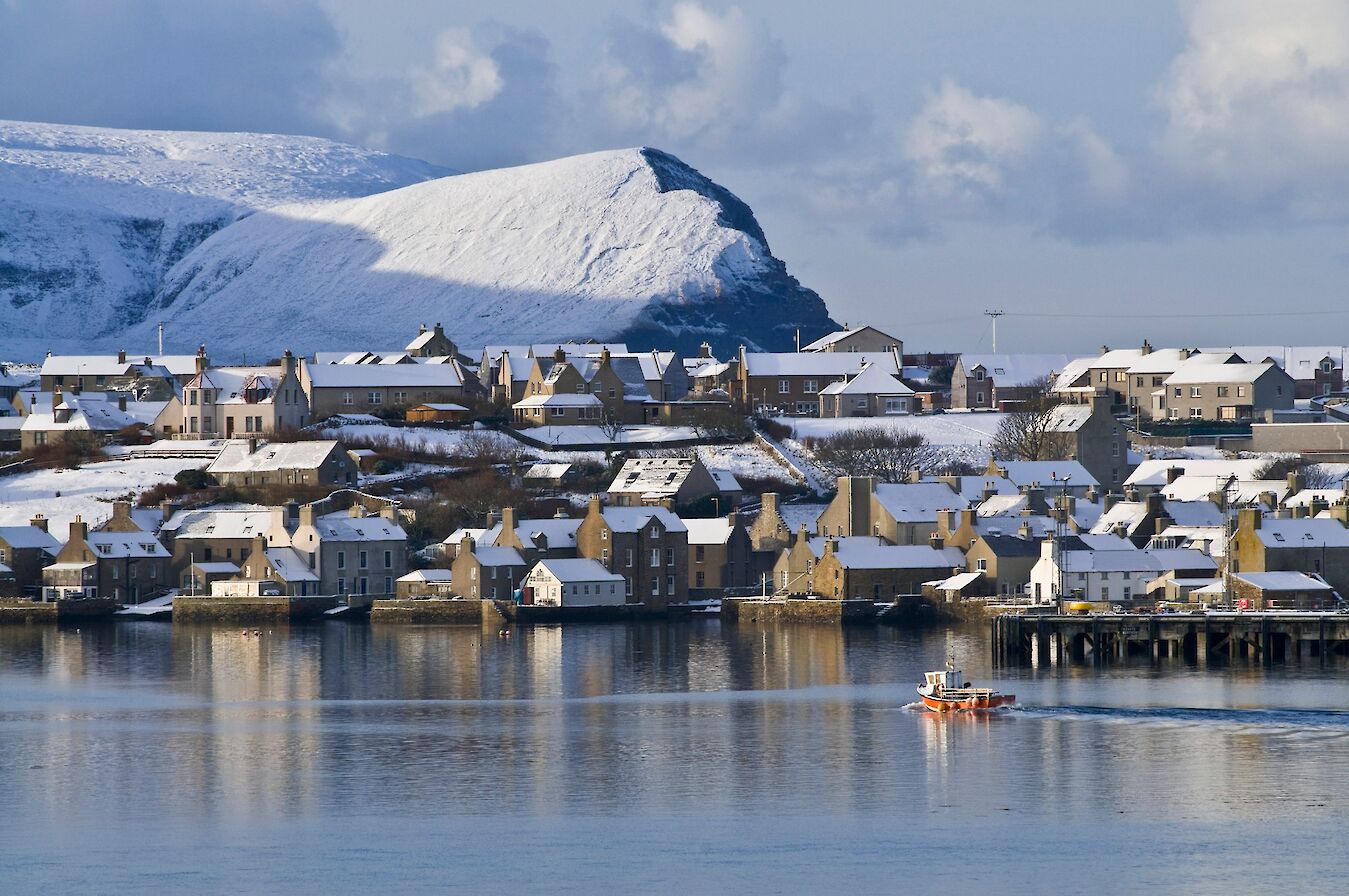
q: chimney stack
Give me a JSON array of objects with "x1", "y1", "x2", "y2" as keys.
[
  {"x1": 117, "y1": 348, "x2": 126, "y2": 364},
  {"x1": 195, "y1": 344, "x2": 209, "y2": 373},
  {"x1": 30, "y1": 513, "x2": 48, "y2": 533},
  {"x1": 117, "y1": 394, "x2": 127, "y2": 412}
]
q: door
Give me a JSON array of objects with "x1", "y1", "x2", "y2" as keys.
[{"x1": 226, "y1": 417, "x2": 234, "y2": 437}]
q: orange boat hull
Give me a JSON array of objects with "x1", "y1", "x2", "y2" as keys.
[{"x1": 919, "y1": 693, "x2": 1015, "y2": 713}]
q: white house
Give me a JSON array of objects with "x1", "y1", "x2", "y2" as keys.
[
  {"x1": 1028, "y1": 539, "x2": 1216, "y2": 606},
  {"x1": 522, "y1": 558, "x2": 626, "y2": 607}
]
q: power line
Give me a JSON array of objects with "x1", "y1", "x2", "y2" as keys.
[{"x1": 1002, "y1": 309, "x2": 1349, "y2": 320}]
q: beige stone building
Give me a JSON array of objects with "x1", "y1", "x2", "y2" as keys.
[
  {"x1": 205, "y1": 439, "x2": 358, "y2": 488},
  {"x1": 950, "y1": 354, "x2": 1074, "y2": 410},
  {"x1": 1154, "y1": 362, "x2": 1295, "y2": 422},
  {"x1": 815, "y1": 477, "x2": 962, "y2": 545},
  {"x1": 176, "y1": 349, "x2": 310, "y2": 437},
  {"x1": 800, "y1": 325, "x2": 903, "y2": 356},
  {"x1": 817, "y1": 362, "x2": 914, "y2": 417},
  {"x1": 574, "y1": 497, "x2": 688, "y2": 611},
  {"x1": 300, "y1": 357, "x2": 469, "y2": 419}
]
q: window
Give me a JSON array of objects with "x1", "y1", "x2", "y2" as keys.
[
  {"x1": 384, "y1": 550, "x2": 392, "y2": 568},
  {"x1": 1190, "y1": 386, "x2": 1202, "y2": 398},
  {"x1": 651, "y1": 548, "x2": 660, "y2": 566},
  {"x1": 666, "y1": 548, "x2": 674, "y2": 566},
  {"x1": 1173, "y1": 387, "x2": 1182, "y2": 398},
  {"x1": 608, "y1": 388, "x2": 616, "y2": 398},
  {"x1": 885, "y1": 398, "x2": 907, "y2": 414},
  {"x1": 1112, "y1": 440, "x2": 1120, "y2": 457},
  {"x1": 368, "y1": 391, "x2": 382, "y2": 405},
  {"x1": 695, "y1": 571, "x2": 705, "y2": 587},
  {"x1": 1152, "y1": 376, "x2": 1164, "y2": 387},
  {"x1": 1101, "y1": 586, "x2": 1109, "y2": 600},
  {"x1": 625, "y1": 549, "x2": 633, "y2": 567},
  {"x1": 337, "y1": 551, "x2": 346, "y2": 569},
  {"x1": 650, "y1": 525, "x2": 659, "y2": 537},
  {"x1": 601, "y1": 548, "x2": 609, "y2": 563},
  {"x1": 1237, "y1": 386, "x2": 1247, "y2": 397},
  {"x1": 1135, "y1": 377, "x2": 1143, "y2": 387},
  {"x1": 385, "y1": 576, "x2": 392, "y2": 593},
  {"x1": 1123, "y1": 587, "x2": 1131, "y2": 602},
  {"x1": 650, "y1": 577, "x2": 659, "y2": 595},
  {"x1": 342, "y1": 391, "x2": 354, "y2": 405},
  {"x1": 600, "y1": 529, "x2": 608, "y2": 540},
  {"x1": 803, "y1": 379, "x2": 818, "y2": 393},
  {"x1": 337, "y1": 578, "x2": 345, "y2": 593},
  {"x1": 188, "y1": 390, "x2": 198, "y2": 406},
  {"x1": 1190, "y1": 407, "x2": 1202, "y2": 419},
  {"x1": 1168, "y1": 408, "x2": 1179, "y2": 420},
  {"x1": 975, "y1": 392, "x2": 984, "y2": 404},
  {"x1": 695, "y1": 545, "x2": 705, "y2": 562},
  {"x1": 976, "y1": 558, "x2": 987, "y2": 571},
  {"x1": 393, "y1": 391, "x2": 408, "y2": 404},
  {"x1": 975, "y1": 369, "x2": 985, "y2": 381},
  {"x1": 778, "y1": 379, "x2": 790, "y2": 394},
  {"x1": 1217, "y1": 386, "x2": 1229, "y2": 398},
  {"x1": 667, "y1": 575, "x2": 675, "y2": 594},
  {"x1": 1115, "y1": 371, "x2": 1126, "y2": 382}
]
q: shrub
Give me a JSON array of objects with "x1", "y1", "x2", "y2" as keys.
[
  {"x1": 174, "y1": 468, "x2": 218, "y2": 490},
  {"x1": 755, "y1": 416, "x2": 793, "y2": 441}
]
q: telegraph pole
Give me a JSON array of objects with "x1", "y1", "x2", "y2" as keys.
[{"x1": 984, "y1": 309, "x2": 1005, "y2": 352}]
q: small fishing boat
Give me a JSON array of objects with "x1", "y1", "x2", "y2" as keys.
[{"x1": 916, "y1": 660, "x2": 1015, "y2": 712}]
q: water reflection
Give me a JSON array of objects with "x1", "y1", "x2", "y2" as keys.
[{"x1": 1, "y1": 620, "x2": 1347, "y2": 895}]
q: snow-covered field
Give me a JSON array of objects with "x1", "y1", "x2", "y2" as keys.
[
  {"x1": 773, "y1": 413, "x2": 1007, "y2": 447},
  {"x1": 697, "y1": 443, "x2": 796, "y2": 485},
  {"x1": 0, "y1": 457, "x2": 206, "y2": 534},
  {"x1": 318, "y1": 422, "x2": 482, "y2": 456},
  {"x1": 513, "y1": 425, "x2": 702, "y2": 449}
]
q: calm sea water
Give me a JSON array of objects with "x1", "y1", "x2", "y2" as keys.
[{"x1": 2, "y1": 619, "x2": 1347, "y2": 895}]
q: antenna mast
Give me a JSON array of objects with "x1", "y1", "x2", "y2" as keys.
[
  {"x1": 157, "y1": 322, "x2": 164, "y2": 356},
  {"x1": 984, "y1": 309, "x2": 1005, "y2": 352}
]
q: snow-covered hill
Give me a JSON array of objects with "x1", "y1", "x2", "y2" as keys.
[
  {"x1": 2, "y1": 121, "x2": 835, "y2": 359},
  {"x1": 0, "y1": 120, "x2": 448, "y2": 356}
]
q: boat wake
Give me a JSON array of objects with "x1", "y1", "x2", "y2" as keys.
[{"x1": 1012, "y1": 704, "x2": 1349, "y2": 735}]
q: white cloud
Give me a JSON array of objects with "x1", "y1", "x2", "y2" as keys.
[
  {"x1": 591, "y1": 2, "x2": 786, "y2": 148},
  {"x1": 902, "y1": 80, "x2": 1042, "y2": 201},
  {"x1": 1157, "y1": 0, "x2": 1349, "y2": 209},
  {"x1": 410, "y1": 28, "x2": 504, "y2": 116}
]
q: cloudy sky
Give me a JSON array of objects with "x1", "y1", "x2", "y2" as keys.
[{"x1": 4, "y1": 0, "x2": 1349, "y2": 352}]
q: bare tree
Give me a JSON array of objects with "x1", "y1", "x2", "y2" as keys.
[
  {"x1": 808, "y1": 425, "x2": 939, "y2": 482},
  {"x1": 990, "y1": 376, "x2": 1074, "y2": 462},
  {"x1": 598, "y1": 409, "x2": 626, "y2": 443}
]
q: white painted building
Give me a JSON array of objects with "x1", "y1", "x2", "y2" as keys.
[{"x1": 522, "y1": 558, "x2": 626, "y2": 607}]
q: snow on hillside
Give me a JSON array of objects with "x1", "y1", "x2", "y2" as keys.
[
  {"x1": 127, "y1": 147, "x2": 834, "y2": 359},
  {"x1": 0, "y1": 120, "x2": 449, "y2": 358},
  {"x1": 0, "y1": 457, "x2": 206, "y2": 535}
]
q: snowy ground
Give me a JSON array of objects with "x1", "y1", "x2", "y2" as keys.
[
  {"x1": 512, "y1": 425, "x2": 701, "y2": 449},
  {"x1": 0, "y1": 456, "x2": 206, "y2": 534},
  {"x1": 696, "y1": 443, "x2": 796, "y2": 485},
  {"x1": 773, "y1": 413, "x2": 1006, "y2": 447},
  {"x1": 318, "y1": 422, "x2": 481, "y2": 457}
]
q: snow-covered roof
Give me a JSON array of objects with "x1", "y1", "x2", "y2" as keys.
[
  {"x1": 993, "y1": 460, "x2": 1097, "y2": 488},
  {"x1": 471, "y1": 546, "x2": 527, "y2": 567},
  {"x1": 1074, "y1": 533, "x2": 1139, "y2": 551},
  {"x1": 161, "y1": 508, "x2": 272, "y2": 540},
  {"x1": 443, "y1": 527, "x2": 488, "y2": 546},
  {"x1": 483, "y1": 517, "x2": 582, "y2": 550},
  {"x1": 1200, "y1": 346, "x2": 1347, "y2": 377},
  {"x1": 684, "y1": 518, "x2": 735, "y2": 545},
  {"x1": 0, "y1": 526, "x2": 61, "y2": 552},
  {"x1": 524, "y1": 462, "x2": 573, "y2": 479},
  {"x1": 1164, "y1": 361, "x2": 1280, "y2": 386},
  {"x1": 264, "y1": 547, "x2": 319, "y2": 582},
  {"x1": 514, "y1": 393, "x2": 601, "y2": 408},
  {"x1": 600, "y1": 506, "x2": 688, "y2": 533},
  {"x1": 190, "y1": 561, "x2": 241, "y2": 573},
  {"x1": 207, "y1": 440, "x2": 343, "y2": 474},
  {"x1": 39, "y1": 354, "x2": 198, "y2": 378},
  {"x1": 825, "y1": 538, "x2": 965, "y2": 570},
  {"x1": 1045, "y1": 404, "x2": 1093, "y2": 432},
  {"x1": 1235, "y1": 571, "x2": 1333, "y2": 591},
  {"x1": 313, "y1": 510, "x2": 406, "y2": 542},
  {"x1": 1126, "y1": 350, "x2": 1234, "y2": 375},
  {"x1": 742, "y1": 352, "x2": 900, "y2": 378},
  {"x1": 21, "y1": 393, "x2": 140, "y2": 433},
  {"x1": 87, "y1": 531, "x2": 170, "y2": 558},
  {"x1": 817, "y1": 361, "x2": 914, "y2": 396},
  {"x1": 415, "y1": 402, "x2": 468, "y2": 411},
  {"x1": 1125, "y1": 459, "x2": 1268, "y2": 488},
  {"x1": 187, "y1": 366, "x2": 281, "y2": 404},
  {"x1": 1057, "y1": 548, "x2": 1214, "y2": 573},
  {"x1": 933, "y1": 571, "x2": 983, "y2": 591},
  {"x1": 799, "y1": 325, "x2": 900, "y2": 352},
  {"x1": 689, "y1": 361, "x2": 732, "y2": 379},
  {"x1": 398, "y1": 568, "x2": 453, "y2": 582},
  {"x1": 1254, "y1": 518, "x2": 1349, "y2": 549},
  {"x1": 607, "y1": 457, "x2": 716, "y2": 498},
  {"x1": 305, "y1": 362, "x2": 463, "y2": 388},
  {"x1": 1161, "y1": 476, "x2": 1285, "y2": 504},
  {"x1": 529, "y1": 558, "x2": 624, "y2": 583},
  {"x1": 872, "y1": 482, "x2": 963, "y2": 523},
  {"x1": 960, "y1": 353, "x2": 1075, "y2": 385}
]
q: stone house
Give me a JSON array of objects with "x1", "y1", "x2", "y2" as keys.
[
  {"x1": 205, "y1": 439, "x2": 358, "y2": 488},
  {"x1": 1228, "y1": 509, "x2": 1349, "y2": 598},
  {"x1": 800, "y1": 325, "x2": 903, "y2": 356},
  {"x1": 685, "y1": 514, "x2": 754, "y2": 596},
  {"x1": 1154, "y1": 361, "x2": 1295, "y2": 422},
  {"x1": 404, "y1": 323, "x2": 462, "y2": 360},
  {"x1": 160, "y1": 506, "x2": 273, "y2": 588},
  {"x1": 299, "y1": 357, "x2": 469, "y2": 419},
  {"x1": 1043, "y1": 392, "x2": 1133, "y2": 491},
  {"x1": 38, "y1": 350, "x2": 197, "y2": 394},
  {"x1": 0, "y1": 517, "x2": 61, "y2": 598},
  {"x1": 394, "y1": 568, "x2": 455, "y2": 599},
  {"x1": 950, "y1": 354, "x2": 1074, "y2": 410},
  {"x1": 815, "y1": 477, "x2": 962, "y2": 545},
  {"x1": 606, "y1": 456, "x2": 725, "y2": 508},
  {"x1": 175, "y1": 349, "x2": 310, "y2": 437},
  {"x1": 574, "y1": 497, "x2": 688, "y2": 611},
  {"x1": 808, "y1": 537, "x2": 966, "y2": 600},
  {"x1": 42, "y1": 516, "x2": 171, "y2": 603},
  {"x1": 482, "y1": 507, "x2": 582, "y2": 567},
  {"x1": 962, "y1": 534, "x2": 1042, "y2": 598},
  {"x1": 268, "y1": 499, "x2": 409, "y2": 597},
  {"x1": 233, "y1": 534, "x2": 322, "y2": 596},
  {"x1": 20, "y1": 388, "x2": 141, "y2": 450},
  {"x1": 736, "y1": 347, "x2": 904, "y2": 416},
  {"x1": 450, "y1": 539, "x2": 528, "y2": 600},
  {"x1": 817, "y1": 362, "x2": 914, "y2": 417},
  {"x1": 1227, "y1": 571, "x2": 1338, "y2": 610}
]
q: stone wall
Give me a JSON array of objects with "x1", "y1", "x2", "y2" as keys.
[
  {"x1": 722, "y1": 597, "x2": 876, "y2": 624},
  {"x1": 173, "y1": 596, "x2": 335, "y2": 622},
  {"x1": 370, "y1": 598, "x2": 502, "y2": 624}
]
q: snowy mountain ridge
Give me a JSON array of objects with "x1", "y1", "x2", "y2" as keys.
[{"x1": 1, "y1": 121, "x2": 835, "y2": 359}]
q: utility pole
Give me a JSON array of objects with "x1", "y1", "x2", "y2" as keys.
[
  {"x1": 984, "y1": 309, "x2": 1006, "y2": 352},
  {"x1": 157, "y1": 321, "x2": 164, "y2": 357}
]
